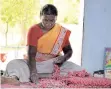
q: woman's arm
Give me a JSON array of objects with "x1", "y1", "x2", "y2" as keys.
[
  {"x1": 27, "y1": 25, "x2": 40, "y2": 83},
  {"x1": 27, "y1": 46, "x2": 39, "y2": 83},
  {"x1": 54, "y1": 43, "x2": 73, "y2": 66},
  {"x1": 62, "y1": 43, "x2": 73, "y2": 62},
  {"x1": 27, "y1": 45, "x2": 37, "y2": 73}
]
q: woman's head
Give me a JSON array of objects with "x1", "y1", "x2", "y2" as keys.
[{"x1": 40, "y1": 4, "x2": 58, "y2": 30}]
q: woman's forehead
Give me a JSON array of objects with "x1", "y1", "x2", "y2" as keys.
[{"x1": 42, "y1": 15, "x2": 57, "y2": 19}]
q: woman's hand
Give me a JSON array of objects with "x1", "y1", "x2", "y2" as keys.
[
  {"x1": 30, "y1": 73, "x2": 39, "y2": 84},
  {"x1": 54, "y1": 56, "x2": 66, "y2": 67}
]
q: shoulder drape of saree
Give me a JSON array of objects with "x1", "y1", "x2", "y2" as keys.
[
  {"x1": 36, "y1": 24, "x2": 71, "y2": 62},
  {"x1": 37, "y1": 24, "x2": 71, "y2": 55}
]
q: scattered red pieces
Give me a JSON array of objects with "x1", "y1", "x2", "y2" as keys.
[
  {"x1": 37, "y1": 64, "x2": 111, "y2": 88},
  {"x1": 1, "y1": 64, "x2": 111, "y2": 88}
]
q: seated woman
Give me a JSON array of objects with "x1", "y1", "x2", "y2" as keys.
[{"x1": 1, "y1": 4, "x2": 83, "y2": 84}]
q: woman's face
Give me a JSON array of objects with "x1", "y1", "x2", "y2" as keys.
[{"x1": 41, "y1": 15, "x2": 57, "y2": 30}]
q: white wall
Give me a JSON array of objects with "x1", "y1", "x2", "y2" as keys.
[
  {"x1": 61, "y1": 24, "x2": 82, "y2": 66},
  {"x1": 82, "y1": 0, "x2": 111, "y2": 74}
]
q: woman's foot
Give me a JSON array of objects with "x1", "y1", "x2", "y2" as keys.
[{"x1": 1, "y1": 76, "x2": 20, "y2": 85}]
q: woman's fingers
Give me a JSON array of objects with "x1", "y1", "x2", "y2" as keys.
[{"x1": 30, "y1": 73, "x2": 39, "y2": 84}]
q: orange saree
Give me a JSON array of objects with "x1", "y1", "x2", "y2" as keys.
[{"x1": 35, "y1": 24, "x2": 71, "y2": 62}]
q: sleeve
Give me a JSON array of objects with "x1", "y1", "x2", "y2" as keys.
[
  {"x1": 26, "y1": 26, "x2": 38, "y2": 47},
  {"x1": 64, "y1": 39, "x2": 70, "y2": 47},
  {"x1": 63, "y1": 30, "x2": 71, "y2": 47}
]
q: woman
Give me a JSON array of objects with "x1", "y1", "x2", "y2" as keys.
[
  {"x1": 2, "y1": 4, "x2": 83, "y2": 84},
  {"x1": 27, "y1": 4, "x2": 73, "y2": 83}
]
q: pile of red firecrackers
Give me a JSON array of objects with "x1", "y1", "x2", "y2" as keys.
[
  {"x1": 37, "y1": 65, "x2": 111, "y2": 88},
  {"x1": 1, "y1": 65, "x2": 111, "y2": 88}
]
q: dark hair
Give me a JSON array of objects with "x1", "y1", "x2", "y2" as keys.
[{"x1": 40, "y1": 4, "x2": 58, "y2": 16}]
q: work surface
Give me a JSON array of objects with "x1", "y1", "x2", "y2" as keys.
[{"x1": 1, "y1": 65, "x2": 111, "y2": 88}]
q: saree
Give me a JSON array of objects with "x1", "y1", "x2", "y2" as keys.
[
  {"x1": 36, "y1": 24, "x2": 71, "y2": 62},
  {"x1": 35, "y1": 24, "x2": 71, "y2": 73}
]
